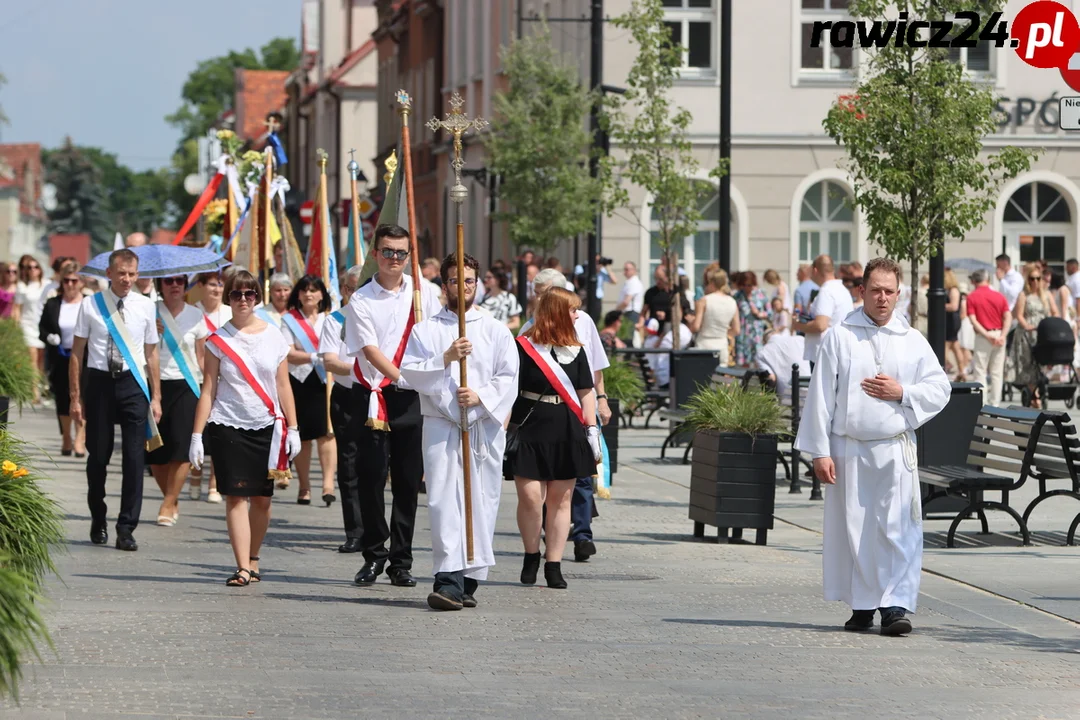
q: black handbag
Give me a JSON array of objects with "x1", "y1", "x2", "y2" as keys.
[{"x1": 504, "y1": 373, "x2": 551, "y2": 478}]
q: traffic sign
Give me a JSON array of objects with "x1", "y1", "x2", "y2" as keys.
[
  {"x1": 1060, "y1": 96, "x2": 1080, "y2": 129},
  {"x1": 358, "y1": 197, "x2": 375, "y2": 218},
  {"x1": 299, "y1": 200, "x2": 314, "y2": 224}
]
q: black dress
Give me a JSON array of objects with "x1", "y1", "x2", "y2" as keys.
[
  {"x1": 945, "y1": 289, "x2": 962, "y2": 342},
  {"x1": 506, "y1": 343, "x2": 595, "y2": 481}
]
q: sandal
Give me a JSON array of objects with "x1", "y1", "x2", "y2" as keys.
[
  {"x1": 226, "y1": 569, "x2": 252, "y2": 587},
  {"x1": 249, "y1": 556, "x2": 261, "y2": 583}
]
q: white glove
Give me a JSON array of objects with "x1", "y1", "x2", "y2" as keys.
[
  {"x1": 286, "y1": 427, "x2": 302, "y2": 460},
  {"x1": 586, "y1": 425, "x2": 602, "y2": 463},
  {"x1": 310, "y1": 353, "x2": 324, "y2": 367},
  {"x1": 46, "y1": 333, "x2": 60, "y2": 347},
  {"x1": 188, "y1": 433, "x2": 204, "y2": 470}
]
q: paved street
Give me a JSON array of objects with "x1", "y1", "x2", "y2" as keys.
[{"x1": 3, "y1": 405, "x2": 1080, "y2": 720}]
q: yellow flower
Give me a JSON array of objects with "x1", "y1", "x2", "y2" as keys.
[
  {"x1": 216, "y1": 129, "x2": 235, "y2": 140},
  {"x1": 11, "y1": 467, "x2": 27, "y2": 479},
  {"x1": 241, "y1": 150, "x2": 263, "y2": 164},
  {"x1": 1, "y1": 460, "x2": 16, "y2": 475}
]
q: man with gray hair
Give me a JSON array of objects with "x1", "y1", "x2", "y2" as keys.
[
  {"x1": 524, "y1": 268, "x2": 610, "y2": 562},
  {"x1": 257, "y1": 272, "x2": 292, "y2": 326},
  {"x1": 965, "y1": 268, "x2": 1010, "y2": 406},
  {"x1": 319, "y1": 265, "x2": 365, "y2": 552}
]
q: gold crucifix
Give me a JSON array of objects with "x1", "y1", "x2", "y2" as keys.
[
  {"x1": 265, "y1": 116, "x2": 281, "y2": 134},
  {"x1": 427, "y1": 93, "x2": 488, "y2": 203}
]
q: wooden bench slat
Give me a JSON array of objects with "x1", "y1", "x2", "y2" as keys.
[
  {"x1": 967, "y1": 455, "x2": 1024, "y2": 474},
  {"x1": 971, "y1": 427, "x2": 1032, "y2": 449},
  {"x1": 980, "y1": 415, "x2": 1035, "y2": 435}
]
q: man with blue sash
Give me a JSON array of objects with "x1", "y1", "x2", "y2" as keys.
[{"x1": 69, "y1": 249, "x2": 162, "y2": 552}]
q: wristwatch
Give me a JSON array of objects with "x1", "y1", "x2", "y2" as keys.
[{"x1": 596, "y1": 393, "x2": 608, "y2": 400}]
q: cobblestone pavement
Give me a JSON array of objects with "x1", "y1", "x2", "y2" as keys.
[{"x1": 3, "y1": 406, "x2": 1080, "y2": 719}]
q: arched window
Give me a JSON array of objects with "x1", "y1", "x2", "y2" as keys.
[
  {"x1": 798, "y1": 180, "x2": 855, "y2": 264},
  {"x1": 648, "y1": 181, "x2": 735, "y2": 295},
  {"x1": 1003, "y1": 182, "x2": 1073, "y2": 282}
]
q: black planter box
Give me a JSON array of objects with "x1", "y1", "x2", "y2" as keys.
[
  {"x1": 0, "y1": 395, "x2": 8, "y2": 429},
  {"x1": 689, "y1": 430, "x2": 778, "y2": 545},
  {"x1": 601, "y1": 399, "x2": 619, "y2": 476}
]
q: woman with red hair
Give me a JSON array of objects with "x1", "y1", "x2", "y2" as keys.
[{"x1": 506, "y1": 287, "x2": 600, "y2": 590}]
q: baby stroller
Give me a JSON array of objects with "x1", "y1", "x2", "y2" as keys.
[{"x1": 1029, "y1": 316, "x2": 1079, "y2": 409}]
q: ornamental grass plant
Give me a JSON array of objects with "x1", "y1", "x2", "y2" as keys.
[
  {"x1": 0, "y1": 319, "x2": 39, "y2": 406},
  {"x1": 0, "y1": 558, "x2": 51, "y2": 701},
  {"x1": 601, "y1": 358, "x2": 645, "y2": 408},
  {"x1": 684, "y1": 383, "x2": 788, "y2": 438}
]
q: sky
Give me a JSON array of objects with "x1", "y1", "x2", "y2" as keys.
[{"x1": 0, "y1": 0, "x2": 301, "y2": 171}]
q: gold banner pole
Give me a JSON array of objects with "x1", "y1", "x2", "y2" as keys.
[
  {"x1": 427, "y1": 92, "x2": 488, "y2": 564},
  {"x1": 396, "y1": 90, "x2": 423, "y2": 323}
]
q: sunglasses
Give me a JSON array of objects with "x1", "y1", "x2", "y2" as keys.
[
  {"x1": 62, "y1": 278, "x2": 80, "y2": 285},
  {"x1": 229, "y1": 289, "x2": 258, "y2": 302},
  {"x1": 447, "y1": 278, "x2": 477, "y2": 287},
  {"x1": 380, "y1": 248, "x2": 410, "y2": 261},
  {"x1": 1030, "y1": 276, "x2": 1043, "y2": 281},
  {"x1": 161, "y1": 276, "x2": 187, "y2": 286},
  {"x1": 5, "y1": 269, "x2": 17, "y2": 274},
  {"x1": 21, "y1": 264, "x2": 40, "y2": 270}
]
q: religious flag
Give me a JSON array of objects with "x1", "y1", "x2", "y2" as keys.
[
  {"x1": 266, "y1": 131, "x2": 288, "y2": 167},
  {"x1": 359, "y1": 147, "x2": 409, "y2": 285},
  {"x1": 306, "y1": 163, "x2": 341, "y2": 306},
  {"x1": 345, "y1": 198, "x2": 366, "y2": 272}
]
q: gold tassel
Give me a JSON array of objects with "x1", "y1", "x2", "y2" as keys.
[
  {"x1": 365, "y1": 418, "x2": 391, "y2": 432},
  {"x1": 269, "y1": 469, "x2": 292, "y2": 481},
  {"x1": 591, "y1": 475, "x2": 611, "y2": 500},
  {"x1": 145, "y1": 434, "x2": 164, "y2": 452}
]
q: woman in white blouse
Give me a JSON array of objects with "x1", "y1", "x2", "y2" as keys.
[
  {"x1": 38, "y1": 260, "x2": 86, "y2": 456},
  {"x1": 148, "y1": 274, "x2": 208, "y2": 527},
  {"x1": 14, "y1": 254, "x2": 46, "y2": 403},
  {"x1": 280, "y1": 275, "x2": 337, "y2": 506},
  {"x1": 191, "y1": 271, "x2": 233, "y2": 503},
  {"x1": 190, "y1": 270, "x2": 300, "y2": 587}
]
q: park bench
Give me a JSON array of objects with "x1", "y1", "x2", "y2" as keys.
[
  {"x1": 616, "y1": 349, "x2": 668, "y2": 429},
  {"x1": 919, "y1": 406, "x2": 1080, "y2": 547}
]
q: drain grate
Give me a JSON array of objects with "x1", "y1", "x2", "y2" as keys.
[{"x1": 564, "y1": 573, "x2": 661, "y2": 581}]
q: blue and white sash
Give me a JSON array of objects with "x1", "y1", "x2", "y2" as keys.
[
  {"x1": 156, "y1": 302, "x2": 201, "y2": 398},
  {"x1": 94, "y1": 292, "x2": 162, "y2": 450},
  {"x1": 281, "y1": 310, "x2": 327, "y2": 382},
  {"x1": 255, "y1": 305, "x2": 278, "y2": 325}
]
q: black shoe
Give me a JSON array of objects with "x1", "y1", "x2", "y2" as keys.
[
  {"x1": 544, "y1": 561, "x2": 567, "y2": 589},
  {"x1": 462, "y1": 593, "x2": 477, "y2": 608},
  {"x1": 573, "y1": 539, "x2": 596, "y2": 563},
  {"x1": 354, "y1": 561, "x2": 385, "y2": 586},
  {"x1": 880, "y1": 609, "x2": 912, "y2": 636},
  {"x1": 520, "y1": 552, "x2": 541, "y2": 585},
  {"x1": 338, "y1": 538, "x2": 362, "y2": 554},
  {"x1": 844, "y1": 610, "x2": 875, "y2": 632},
  {"x1": 322, "y1": 493, "x2": 336, "y2": 507},
  {"x1": 388, "y1": 569, "x2": 416, "y2": 587},
  {"x1": 61, "y1": 449, "x2": 72, "y2": 457},
  {"x1": 90, "y1": 526, "x2": 108, "y2": 546},
  {"x1": 427, "y1": 591, "x2": 463, "y2": 611},
  {"x1": 115, "y1": 535, "x2": 138, "y2": 552}
]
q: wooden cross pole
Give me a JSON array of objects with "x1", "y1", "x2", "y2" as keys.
[
  {"x1": 347, "y1": 148, "x2": 363, "y2": 268},
  {"x1": 427, "y1": 92, "x2": 488, "y2": 563},
  {"x1": 396, "y1": 90, "x2": 423, "y2": 324}
]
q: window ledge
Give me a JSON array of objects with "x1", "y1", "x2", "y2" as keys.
[
  {"x1": 675, "y1": 74, "x2": 719, "y2": 87},
  {"x1": 793, "y1": 72, "x2": 857, "y2": 88}
]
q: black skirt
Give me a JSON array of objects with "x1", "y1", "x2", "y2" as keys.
[
  {"x1": 506, "y1": 398, "x2": 596, "y2": 482},
  {"x1": 147, "y1": 379, "x2": 198, "y2": 465},
  {"x1": 48, "y1": 351, "x2": 71, "y2": 418},
  {"x1": 290, "y1": 372, "x2": 329, "y2": 440},
  {"x1": 205, "y1": 422, "x2": 275, "y2": 497}
]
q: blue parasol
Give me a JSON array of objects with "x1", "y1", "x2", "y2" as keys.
[
  {"x1": 80, "y1": 245, "x2": 232, "y2": 279},
  {"x1": 944, "y1": 257, "x2": 994, "y2": 274}
]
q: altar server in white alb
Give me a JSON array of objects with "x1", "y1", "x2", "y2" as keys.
[
  {"x1": 400, "y1": 253, "x2": 519, "y2": 611},
  {"x1": 795, "y1": 257, "x2": 950, "y2": 636}
]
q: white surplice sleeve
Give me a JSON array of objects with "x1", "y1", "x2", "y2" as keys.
[
  {"x1": 474, "y1": 322, "x2": 519, "y2": 426},
  {"x1": 899, "y1": 335, "x2": 952, "y2": 431},
  {"x1": 794, "y1": 327, "x2": 840, "y2": 459},
  {"x1": 399, "y1": 324, "x2": 457, "y2": 422}
]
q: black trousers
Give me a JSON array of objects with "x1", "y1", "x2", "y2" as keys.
[
  {"x1": 351, "y1": 384, "x2": 424, "y2": 570},
  {"x1": 331, "y1": 383, "x2": 362, "y2": 541},
  {"x1": 84, "y1": 369, "x2": 149, "y2": 536}
]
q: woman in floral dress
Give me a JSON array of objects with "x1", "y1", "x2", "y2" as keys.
[{"x1": 734, "y1": 271, "x2": 770, "y2": 367}]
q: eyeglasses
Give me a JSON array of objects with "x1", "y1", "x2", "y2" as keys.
[
  {"x1": 1030, "y1": 276, "x2": 1042, "y2": 281},
  {"x1": 446, "y1": 278, "x2": 477, "y2": 288},
  {"x1": 62, "y1": 278, "x2": 80, "y2": 285},
  {"x1": 21, "y1": 264, "x2": 39, "y2": 271},
  {"x1": 229, "y1": 289, "x2": 259, "y2": 302},
  {"x1": 5, "y1": 269, "x2": 17, "y2": 274},
  {"x1": 380, "y1": 248, "x2": 410, "y2": 261},
  {"x1": 161, "y1": 276, "x2": 186, "y2": 286}
]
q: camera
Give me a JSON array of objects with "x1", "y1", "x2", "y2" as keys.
[{"x1": 598, "y1": 257, "x2": 613, "y2": 266}]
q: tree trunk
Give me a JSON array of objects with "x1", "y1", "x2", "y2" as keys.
[
  {"x1": 670, "y1": 248, "x2": 682, "y2": 350},
  {"x1": 910, "y1": 239, "x2": 919, "y2": 328}
]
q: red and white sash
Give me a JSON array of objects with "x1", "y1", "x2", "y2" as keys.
[
  {"x1": 208, "y1": 325, "x2": 291, "y2": 480},
  {"x1": 203, "y1": 313, "x2": 217, "y2": 332},
  {"x1": 353, "y1": 309, "x2": 416, "y2": 431},
  {"x1": 517, "y1": 336, "x2": 586, "y2": 426}
]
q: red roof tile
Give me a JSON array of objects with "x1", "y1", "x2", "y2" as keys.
[
  {"x1": 0, "y1": 143, "x2": 44, "y2": 219},
  {"x1": 49, "y1": 234, "x2": 92, "y2": 267},
  {"x1": 234, "y1": 70, "x2": 290, "y2": 142}
]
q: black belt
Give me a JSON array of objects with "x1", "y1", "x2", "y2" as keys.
[{"x1": 89, "y1": 367, "x2": 133, "y2": 380}]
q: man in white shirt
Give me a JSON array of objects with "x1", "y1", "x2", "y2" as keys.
[
  {"x1": 756, "y1": 331, "x2": 810, "y2": 406},
  {"x1": 617, "y1": 261, "x2": 645, "y2": 326},
  {"x1": 69, "y1": 249, "x2": 162, "y2": 552},
  {"x1": 125, "y1": 232, "x2": 159, "y2": 302},
  {"x1": 792, "y1": 254, "x2": 854, "y2": 364},
  {"x1": 1065, "y1": 258, "x2": 1080, "y2": 320},
  {"x1": 995, "y1": 254, "x2": 1024, "y2": 312},
  {"x1": 320, "y1": 265, "x2": 364, "y2": 554},
  {"x1": 344, "y1": 225, "x2": 442, "y2": 588},
  {"x1": 792, "y1": 264, "x2": 819, "y2": 320}
]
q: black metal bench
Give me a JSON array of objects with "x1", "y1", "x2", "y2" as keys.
[
  {"x1": 919, "y1": 406, "x2": 1080, "y2": 547},
  {"x1": 616, "y1": 350, "x2": 668, "y2": 429},
  {"x1": 780, "y1": 364, "x2": 817, "y2": 498}
]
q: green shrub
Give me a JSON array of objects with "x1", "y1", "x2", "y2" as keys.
[
  {"x1": 0, "y1": 320, "x2": 39, "y2": 405},
  {"x1": 684, "y1": 383, "x2": 788, "y2": 437},
  {"x1": 602, "y1": 358, "x2": 645, "y2": 407},
  {"x1": 0, "y1": 559, "x2": 51, "y2": 702}
]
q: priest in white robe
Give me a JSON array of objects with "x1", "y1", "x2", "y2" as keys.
[
  {"x1": 400, "y1": 253, "x2": 519, "y2": 611},
  {"x1": 795, "y1": 257, "x2": 950, "y2": 636}
]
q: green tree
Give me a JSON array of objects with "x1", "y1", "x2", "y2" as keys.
[
  {"x1": 822, "y1": 0, "x2": 1035, "y2": 293},
  {"x1": 603, "y1": 0, "x2": 724, "y2": 348},
  {"x1": 485, "y1": 27, "x2": 616, "y2": 254},
  {"x1": 43, "y1": 139, "x2": 113, "y2": 254}
]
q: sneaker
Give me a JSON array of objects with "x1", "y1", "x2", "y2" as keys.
[
  {"x1": 844, "y1": 610, "x2": 875, "y2": 632},
  {"x1": 206, "y1": 490, "x2": 223, "y2": 504},
  {"x1": 879, "y1": 608, "x2": 912, "y2": 636}
]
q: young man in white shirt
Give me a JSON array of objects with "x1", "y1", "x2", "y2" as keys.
[
  {"x1": 792, "y1": 254, "x2": 854, "y2": 364},
  {"x1": 344, "y1": 225, "x2": 442, "y2": 587},
  {"x1": 69, "y1": 249, "x2": 162, "y2": 552},
  {"x1": 617, "y1": 261, "x2": 645, "y2": 326},
  {"x1": 995, "y1": 254, "x2": 1024, "y2": 312}
]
